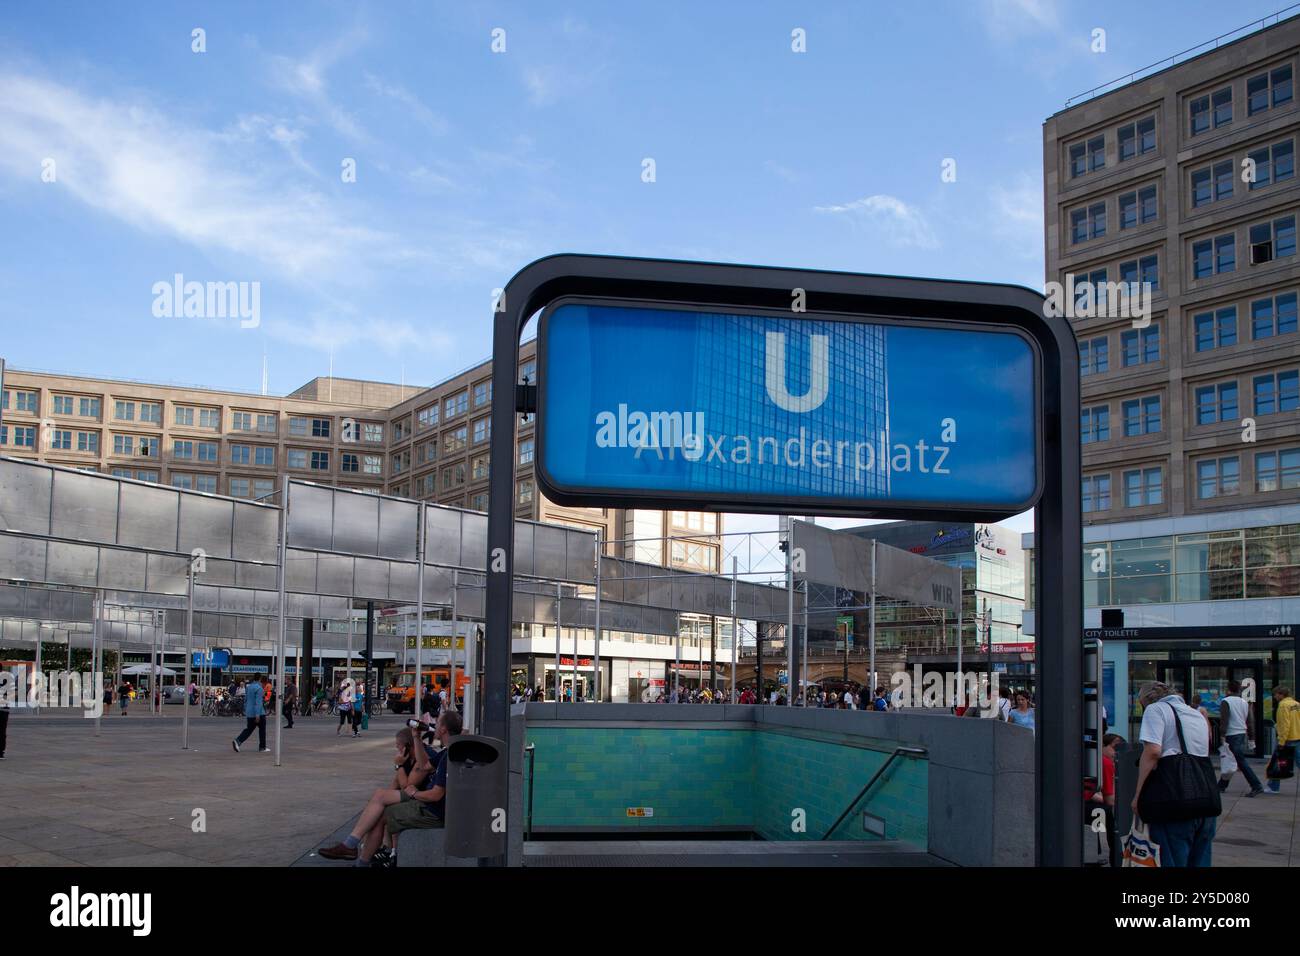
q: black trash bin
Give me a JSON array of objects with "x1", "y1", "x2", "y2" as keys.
[{"x1": 445, "y1": 734, "x2": 508, "y2": 858}]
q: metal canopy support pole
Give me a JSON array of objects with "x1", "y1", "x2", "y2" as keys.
[
  {"x1": 784, "y1": 516, "x2": 794, "y2": 704},
  {"x1": 593, "y1": 529, "x2": 602, "y2": 703},
  {"x1": 183, "y1": 562, "x2": 194, "y2": 749},
  {"x1": 868, "y1": 540, "x2": 877, "y2": 701},
  {"x1": 414, "y1": 505, "x2": 425, "y2": 715},
  {"x1": 364, "y1": 602, "x2": 374, "y2": 722},
  {"x1": 273, "y1": 498, "x2": 288, "y2": 767},
  {"x1": 553, "y1": 583, "x2": 562, "y2": 703},
  {"x1": 957, "y1": 590, "x2": 964, "y2": 707},
  {"x1": 674, "y1": 614, "x2": 681, "y2": 700},
  {"x1": 347, "y1": 606, "x2": 354, "y2": 686},
  {"x1": 730, "y1": 557, "x2": 738, "y2": 703},
  {"x1": 574, "y1": 604, "x2": 580, "y2": 701},
  {"x1": 449, "y1": 572, "x2": 459, "y2": 713},
  {"x1": 92, "y1": 591, "x2": 102, "y2": 736},
  {"x1": 801, "y1": 581, "x2": 809, "y2": 706},
  {"x1": 33, "y1": 633, "x2": 41, "y2": 717},
  {"x1": 152, "y1": 609, "x2": 160, "y2": 716}
]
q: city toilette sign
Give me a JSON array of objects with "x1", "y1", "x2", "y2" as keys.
[
  {"x1": 484, "y1": 255, "x2": 1082, "y2": 866},
  {"x1": 535, "y1": 301, "x2": 1042, "y2": 516}
]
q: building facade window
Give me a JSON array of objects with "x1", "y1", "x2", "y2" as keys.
[
  {"x1": 53, "y1": 395, "x2": 74, "y2": 415},
  {"x1": 173, "y1": 440, "x2": 193, "y2": 460},
  {"x1": 445, "y1": 391, "x2": 468, "y2": 420},
  {"x1": 1069, "y1": 135, "x2": 1106, "y2": 177},
  {"x1": 311, "y1": 417, "x2": 331, "y2": 438},
  {"x1": 310, "y1": 451, "x2": 329, "y2": 471},
  {"x1": 472, "y1": 417, "x2": 490, "y2": 444},
  {"x1": 79, "y1": 397, "x2": 100, "y2": 418},
  {"x1": 363, "y1": 455, "x2": 383, "y2": 475},
  {"x1": 473, "y1": 381, "x2": 492, "y2": 407},
  {"x1": 1249, "y1": 215, "x2": 1296, "y2": 265},
  {"x1": 1070, "y1": 202, "x2": 1107, "y2": 244},
  {"x1": 1084, "y1": 473, "x2": 1112, "y2": 513},
  {"x1": 1255, "y1": 448, "x2": 1300, "y2": 492},
  {"x1": 472, "y1": 455, "x2": 489, "y2": 481},
  {"x1": 1247, "y1": 64, "x2": 1293, "y2": 116},
  {"x1": 1081, "y1": 405, "x2": 1110, "y2": 444},
  {"x1": 1191, "y1": 160, "x2": 1233, "y2": 206},
  {"x1": 287, "y1": 449, "x2": 307, "y2": 469},
  {"x1": 197, "y1": 441, "x2": 218, "y2": 462},
  {"x1": 138, "y1": 402, "x2": 161, "y2": 424},
  {"x1": 1192, "y1": 234, "x2": 1235, "y2": 278},
  {"x1": 1193, "y1": 307, "x2": 1238, "y2": 351},
  {"x1": 230, "y1": 478, "x2": 250, "y2": 498},
  {"x1": 114, "y1": 401, "x2": 135, "y2": 421},
  {"x1": 1080, "y1": 337, "x2": 1108, "y2": 377},
  {"x1": 1196, "y1": 456, "x2": 1240, "y2": 499},
  {"x1": 418, "y1": 404, "x2": 439, "y2": 429},
  {"x1": 1195, "y1": 381, "x2": 1238, "y2": 425},
  {"x1": 1124, "y1": 467, "x2": 1163, "y2": 507},
  {"x1": 1119, "y1": 185, "x2": 1158, "y2": 228},
  {"x1": 517, "y1": 479, "x2": 535, "y2": 505},
  {"x1": 1251, "y1": 292, "x2": 1299, "y2": 338},
  {"x1": 231, "y1": 444, "x2": 251, "y2": 465},
  {"x1": 444, "y1": 425, "x2": 467, "y2": 454},
  {"x1": 518, "y1": 438, "x2": 534, "y2": 465},
  {"x1": 1120, "y1": 325, "x2": 1159, "y2": 366},
  {"x1": 1247, "y1": 139, "x2": 1294, "y2": 190},
  {"x1": 1119, "y1": 255, "x2": 1159, "y2": 293},
  {"x1": 1122, "y1": 396, "x2": 1162, "y2": 436},
  {"x1": 113, "y1": 434, "x2": 134, "y2": 455},
  {"x1": 342, "y1": 453, "x2": 359, "y2": 473},
  {"x1": 1118, "y1": 116, "x2": 1156, "y2": 159},
  {"x1": 77, "y1": 431, "x2": 99, "y2": 453},
  {"x1": 1252, "y1": 370, "x2": 1300, "y2": 416},
  {"x1": 288, "y1": 417, "x2": 309, "y2": 436},
  {"x1": 232, "y1": 412, "x2": 253, "y2": 431},
  {"x1": 51, "y1": 429, "x2": 72, "y2": 450}
]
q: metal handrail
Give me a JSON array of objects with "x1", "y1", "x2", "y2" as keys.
[
  {"x1": 821, "y1": 746, "x2": 927, "y2": 840},
  {"x1": 1063, "y1": 5, "x2": 1300, "y2": 108},
  {"x1": 524, "y1": 743, "x2": 536, "y2": 841}
]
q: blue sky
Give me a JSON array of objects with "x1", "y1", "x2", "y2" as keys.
[{"x1": 0, "y1": 0, "x2": 1289, "y2": 537}]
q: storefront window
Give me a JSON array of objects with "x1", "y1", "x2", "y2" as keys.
[{"x1": 1109, "y1": 536, "x2": 1172, "y2": 604}]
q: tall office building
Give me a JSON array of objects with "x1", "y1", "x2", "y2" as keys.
[{"x1": 1035, "y1": 13, "x2": 1299, "y2": 744}]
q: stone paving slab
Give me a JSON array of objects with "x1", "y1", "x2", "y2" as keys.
[{"x1": 0, "y1": 712, "x2": 405, "y2": 867}]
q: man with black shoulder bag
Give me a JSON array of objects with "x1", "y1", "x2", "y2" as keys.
[{"x1": 1131, "y1": 681, "x2": 1221, "y2": 868}]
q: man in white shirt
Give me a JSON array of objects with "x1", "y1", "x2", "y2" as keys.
[
  {"x1": 1219, "y1": 680, "x2": 1264, "y2": 796},
  {"x1": 1132, "y1": 682, "x2": 1218, "y2": 867}
]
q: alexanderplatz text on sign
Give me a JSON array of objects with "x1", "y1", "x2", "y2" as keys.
[{"x1": 483, "y1": 255, "x2": 1081, "y2": 865}]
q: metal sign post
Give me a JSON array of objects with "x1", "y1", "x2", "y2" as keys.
[{"x1": 484, "y1": 254, "x2": 1080, "y2": 866}]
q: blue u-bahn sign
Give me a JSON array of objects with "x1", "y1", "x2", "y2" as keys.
[{"x1": 537, "y1": 301, "x2": 1041, "y2": 515}]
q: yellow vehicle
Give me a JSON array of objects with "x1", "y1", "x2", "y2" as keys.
[{"x1": 385, "y1": 667, "x2": 469, "y2": 714}]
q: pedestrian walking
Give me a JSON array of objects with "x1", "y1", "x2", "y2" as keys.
[
  {"x1": 1218, "y1": 680, "x2": 1264, "y2": 796},
  {"x1": 283, "y1": 679, "x2": 297, "y2": 729},
  {"x1": 117, "y1": 681, "x2": 130, "y2": 716},
  {"x1": 1132, "y1": 681, "x2": 1220, "y2": 868},
  {"x1": 0, "y1": 678, "x2": 10, "y2": 759},
  {"x1": 1266, "y1": 686, "x2": 1299, "y2": 793},
  {"x1": 232, "y1": 673, "x2": 268, "y2": 753}
]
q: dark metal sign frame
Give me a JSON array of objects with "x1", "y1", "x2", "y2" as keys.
[
  {"x1": 484, "y1": 254, "x2": 1081, "y2": 867},
  {"x1": 533, "y1": 296, "x2": 1046, "y2": 519}
]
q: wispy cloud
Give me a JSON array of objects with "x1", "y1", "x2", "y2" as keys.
[
  {"x1": 363, "y1": 72, "x2": 448, "y2": 135},
  {"x1": 268, "y1": 29, "x2": 371, "y2": 143},
  {"x1": 814, "y1": 194, "x2": 939, "y2": 249},
  {"x1": 980, "y1": 0, "x2": 1063, "y2": 37},
  {"x1": 0, "y1": 73, "x2": 404, "y2": 280},
  {"x1": 988, "y1": 172, "x2": 1043, "y2": 261}
]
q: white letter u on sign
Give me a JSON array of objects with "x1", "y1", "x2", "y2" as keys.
[{"x1": 765, "y1": 332, "x2": 828, "y2": 413}]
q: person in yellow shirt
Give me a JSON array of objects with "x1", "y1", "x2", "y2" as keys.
[{"x1": 1267, "y1": 686, "x2": 1300, "y2": 793}]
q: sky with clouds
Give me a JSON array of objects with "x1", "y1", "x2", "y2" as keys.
[{"x1": 0, "y1": 0, "x2": 1289, "y2": 544}]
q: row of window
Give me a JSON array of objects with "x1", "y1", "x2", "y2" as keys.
[
  {"x1": 1191, "y1": 214, "x2": 1296, "y2": 278},
  {"x1": 1193, "y1": 290, "x2": 1299, "y2": 351},
  {"x1": 1070, "y1": 186, "x2": 1162, "y2": 244},
  {"x1": 1081, "y1": 395, "x2": 1162, "y2": 443},
  {"x1": 1082, "y1": 467, "x2": 1164, "y2": 512},
  {"x1": 1193, "y1": 370, "x2": 1299, "y2": 423},
  {"x1": 1085, "y1": 452, "x2": 1296, "y2": 512},
  {"x1": 1190, "y1": 63, "x2": 1293, "y2": 137},
  {"x1": 1068, "y1": 116, "x2": 1157, "y2": 179},
  {"x1": 1079, "y1": 325, "x2": 1160, "y2": 377},
  {"x1": 1191, "y1": 137, "x2": 1294, "y2": 209}
]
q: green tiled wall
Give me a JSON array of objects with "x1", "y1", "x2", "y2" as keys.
[{"x1": 524, "y1": 725, "x2": 927, "y2": 848}]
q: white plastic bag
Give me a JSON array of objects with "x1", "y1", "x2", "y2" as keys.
[
  {"x1": 1122, "y1": 818, "x2": 1161, "y2": 868},
  {"x1": 1219, "y1": 740, "x2": 1237, "y2": 776}
]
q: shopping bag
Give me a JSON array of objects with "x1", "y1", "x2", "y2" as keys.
[
  {"x1": 1122, "y1": 818, "x2": 1161, "y2": 868},
  {"x1": 1265, "y1": 745, "x2": 1295, "y2": 780},
  {"x1": 1218, "y1": 740, "x2": 1237, "y2": 776}
]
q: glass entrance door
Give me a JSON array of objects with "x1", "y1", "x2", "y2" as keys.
[{"x1": 1158, "y1": 660, "x2": 1265, "y2": 757}]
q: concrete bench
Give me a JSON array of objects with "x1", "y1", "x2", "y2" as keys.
[{"x1": 396, "y1": 827, "x2": 478, "y2": 868}]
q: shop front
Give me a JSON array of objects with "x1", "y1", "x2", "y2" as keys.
[{"x1": 1095, "y1": 625, "x2": 1297, "y2": 757}]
